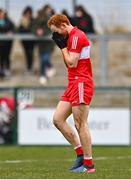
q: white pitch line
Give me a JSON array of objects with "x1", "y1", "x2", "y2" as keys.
[
  {"x1": 0, "y1": 155, "x2": 131, "y2": 164},
  {"x1": 66, "y1": 155, "x2": 131, "y2": 162},
  {"x1": 0, "y1": 160, "x2": 37, "y2": 164},
  {"x1": 95, "y1": 155, "x2": 131, "y2": 160}
]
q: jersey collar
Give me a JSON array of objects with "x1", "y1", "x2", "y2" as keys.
[{"x1": 69, "y1": 26, "x2": 78, "y2": 36}]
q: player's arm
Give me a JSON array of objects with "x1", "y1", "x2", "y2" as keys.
[
  {"x1": 52, "y1": 32, "x2": 79, "y2": 67},
  {"x1": 61, "y1": 48, "x2": 80, "y2": 68},
  {"x1": 52, "y1": 32, "x2": 81, "y2": 68}
]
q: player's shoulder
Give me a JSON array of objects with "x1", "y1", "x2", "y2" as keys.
[
  {"x1": 72, "y1": 27, "x2": 85, "y2": 36},
  {"x1": 68, "y1": 27, "x2": 90, "y2": 47},
  {"x1": 70, "y1": 27, "x2": 88, "y2": 40}
]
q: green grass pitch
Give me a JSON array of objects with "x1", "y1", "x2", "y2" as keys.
[{"x1": 0, "y1": 146, "x2": 131, "y2": 179}]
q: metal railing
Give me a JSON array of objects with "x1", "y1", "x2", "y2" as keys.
[{"x1": 0, "y1": 33, "x2": 131, "y2": 85}]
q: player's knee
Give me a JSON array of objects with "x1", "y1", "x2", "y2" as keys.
[
  {"x1": 75, "y1": 123, "x2": 80, "y2": 132},
  {"x1": 53, "y1": 115, "x2": 61, "y2": 128},
  {"x1": 75, "y1": 119, "x2": 82, "y2": 132},
  {"x1": 75, "y1": 120, "x2": 86, "y2": 133},
  {"x1": 53, "y1": 117, "x2": 59, "y2": 127}
]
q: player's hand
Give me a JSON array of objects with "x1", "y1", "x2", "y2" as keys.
[{"x1": 52, "y1": 32, "x2": 67, "y2": 49}]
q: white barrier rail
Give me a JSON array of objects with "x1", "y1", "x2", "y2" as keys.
[{"x1": 0, "y1": 34, "x2": 131, "y2": 85}]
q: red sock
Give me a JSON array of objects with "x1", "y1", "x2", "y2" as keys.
[
  {"x1": 74, "y1": 146, "x2": 83, "y2": 156},
  {"x1": 84, "y1": 158, "x2": 93, "y2": 167}
]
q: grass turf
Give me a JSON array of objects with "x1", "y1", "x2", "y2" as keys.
[{"x1": 0, "y1": 146, "x2": 131, "y2": 179}]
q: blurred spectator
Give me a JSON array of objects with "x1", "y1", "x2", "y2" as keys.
[
  {"x1": 0, "y1": 97, "x2": 32, "y2": 144},
  {"x1": 0, "y1": 97, "x2": 14, "y2": 144},
  {"x1": 61, "y1": 9, "x2": 73, "y2": 24},
  {"x1": 18, "y1": 6, "x2": 35, "y2": 75},
  {"x1": 33, "y1": 5, "x2": 56, "y2": 85},
  {"x1": 72, "y1": 5, "x2": 96, "y2": 34},
  {"x1": 0, "y1": 9, "x2": 15, "y2": 78}
]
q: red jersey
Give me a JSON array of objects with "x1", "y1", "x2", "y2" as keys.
[
  {"x1": 61, "y1": 27, "x2": 94, "y2": 106},
  {"x1": 67, "y1": 27, "x2": 93, "y2": 86}
]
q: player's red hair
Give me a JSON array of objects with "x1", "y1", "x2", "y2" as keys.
[{"x1": 47, "y1": 14, "x2": 70, "y2": 28}]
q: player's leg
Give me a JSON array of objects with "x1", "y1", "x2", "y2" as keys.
[
  {"x1": 71, "y1": 104, "x2": 95, "y2": 173},
  {"x1": 53, "y1": 100, "x2": 80, "y2": 147},
  {"x1": 73, "y1": 105, "x2": 92, "y2": 157},
  {"x1": 53, "y1": 100, "x2": 84, "y2": 169}
]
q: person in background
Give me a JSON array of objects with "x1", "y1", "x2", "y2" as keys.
[
  {"x1": 61, "y1": 9, "x2": 73, "y2": 25},
  {"x1": 0, "y1": 97, "x2": 14, "y2": 144},
  {"x1": 18, "y1": 6, "x2": 35, "y2": 75},
  {"x1": 0, "y1": 97, "x2": 32, "y2": 144},
  {"x1": 72, "y1": 5, "x2": 96, "y2": 34},
  {"x1": 33, "y1": 5, "x2": 56, "y2": 85},
  {"x1": 0, "y1": 9, "x2": 15, "y2": 78}
]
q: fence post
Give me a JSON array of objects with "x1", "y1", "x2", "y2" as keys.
[
  {"x1": 100, "y1": 35, "x2": 108, "y2": 86},
  {"x1": 72, "y1": 0, "x2": 77, "y2": 15},
  {"x1": 12, "y1": 87, "x2": 18, "y2": 144},
  {"x1": 5, "y1": 0, "x2": 10, "y2": 13}
]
